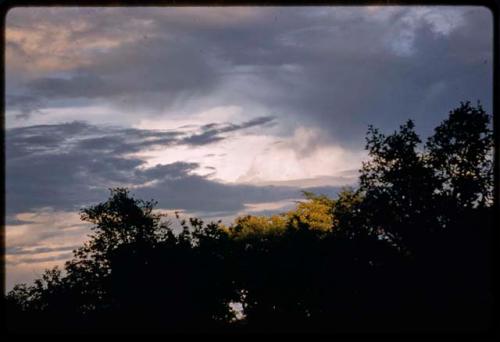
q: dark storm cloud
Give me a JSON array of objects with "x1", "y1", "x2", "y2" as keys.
[
  {"x1": 193, "y1": 6, "x2": 492, "y2": 146},
  {"x1": 7, "y1": 7, "x2": 492, "y2": 142},
  {"x1": 188, "y1": 7, "x2": 490, "y2": 145},
  {"x1": 6, "y1": 121, "x2": 335, "y2": 219}
]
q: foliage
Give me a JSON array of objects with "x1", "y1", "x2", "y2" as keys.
[
  {"x1": 426, "y1": 101, "x2": 493, "y2": 210},
  {"x1": 6, "y1": 102, "x2": 494, "y2": 334},
  {"x1": 227, "y1": 190, "x2": 334, "y2": 241}
]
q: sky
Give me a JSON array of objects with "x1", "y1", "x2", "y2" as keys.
[{"x1": 4, "y1": 6, "x2": 493, "y2": 290}]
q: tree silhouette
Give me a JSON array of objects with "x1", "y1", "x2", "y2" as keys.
[
  {"x1": 427, "y1": 101, "x2": 493, "y2": 211},
  {"x1": 6, "y1": 102, "x2": 494, "y2": 335},
  {"x1": 360, "y1": 119, "x2": 438, "y2": 254}
]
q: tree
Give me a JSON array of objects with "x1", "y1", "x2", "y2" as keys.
[
  {"x1": 426, "y1": 101, "x2": 493, "y2": 211},
  {"x1": 226, "y1": 191, "x2": 334, "y2": 241},
  {"x1": 424, "y1": 102, "x2": 494, "y2": 327},
  {"x1": 359, "y1": 120, "x2": 438, "y2": 253},
  {"x1": 6, "y1": 102, "x2": 494, "y2": 334},
  {"x1": 356, "y1": 102, "x2": 494, "y2": 330}
]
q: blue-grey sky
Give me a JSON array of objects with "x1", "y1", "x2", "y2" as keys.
[{"x1": 5, "y1": 6, "x2": 493, "y2": 290}]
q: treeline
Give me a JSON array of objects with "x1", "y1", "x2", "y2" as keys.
[{"x1": 5, "y1": 102, "x2": 494, "y2": 334}]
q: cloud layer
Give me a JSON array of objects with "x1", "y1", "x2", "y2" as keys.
[
  {"x1": 7, "y1": 119, "x2": 327, "y2": 218},
  {"x1": 6, "y1": 6, "x2": 493, "y2": 146},
  {"x1": 5, "y1": 6, "x2": 493, "y2": 290}
]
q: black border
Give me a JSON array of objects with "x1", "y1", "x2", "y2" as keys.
[{"x1": 0, "y1": 1, "x2": 498, "y2": 341}]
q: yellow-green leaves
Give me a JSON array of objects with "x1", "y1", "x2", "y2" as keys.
[{"x1": 227, "y1": 192, "x2": 334, "y2": 239}]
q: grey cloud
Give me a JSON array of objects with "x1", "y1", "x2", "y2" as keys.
[
  {"x1": 6, "y1": 122, "x2": 163, "y2": 215},
  {"x1": 149, "y1": 6, "x2": 491, "y2": 147},
  {"x1": 251, "y1": 7, "x2": 493, "y2": 145},
  {"x1": 144, "y1": 7, "x2": 491, "y2": 147},
  {"x1": 7, "y1": 7, "x2": 492, "y2": 146},
  {"x1": 6, "y1": 121, "x2": 339, "y2": 218},
  {"x1": 3, "y1": 6, "x2": 491, "y2": 290},
  {"x1": 135, "y1": 176, "x2": 305, "y2": 214},
  {"x1": 239, "y1": 116, "x2": 276, "y2": 128},
  {"x1": 6, "y1": 94, "x2": 44, "y2": 119},
  {"x1": 74, "y1": 131, "x2": 181, "y2": 155},
  {"x1": 182, "y1": 116, "x2": 275, "y2": 145},
  {"x1": 7, "y1": 252, "x2": 75, "y2": 266},
  {"x1": 181, "y1": 132, "x2": 225, "y2": 145},
  {"x1": 27, "y1": 74, "x2": 111, "y2": 99},
  {"x1": 6, "y1": 245, "x2": 80, "y2": 256},
  {"x1": 9, "y1": 34, "x2": 220, "y2": 116}
]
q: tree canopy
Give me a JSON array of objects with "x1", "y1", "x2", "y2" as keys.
[{"x1": 6, "y1": 102, "x2": 494, "y2": 335}]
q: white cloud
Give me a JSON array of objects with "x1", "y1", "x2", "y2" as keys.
[
  {"x1": 242, "y1": 198, "x2": 300, "y2": 214},
  {"x1": 6, "y1": 210, "x2": 90, "y2": 248},
  {"x1": 388, "y1": 7, "x2": 466, "y2": 57},
  {"x1": 235, "y1": 127, "x2": 365, "y2": 185},
  {"x1": 131, "y1": 121, "x2": 364, "y2": 187}
]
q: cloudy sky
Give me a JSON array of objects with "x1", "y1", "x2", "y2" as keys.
[{"x1": 4, "y1": 6, "x2": 493, "y2": 290}]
